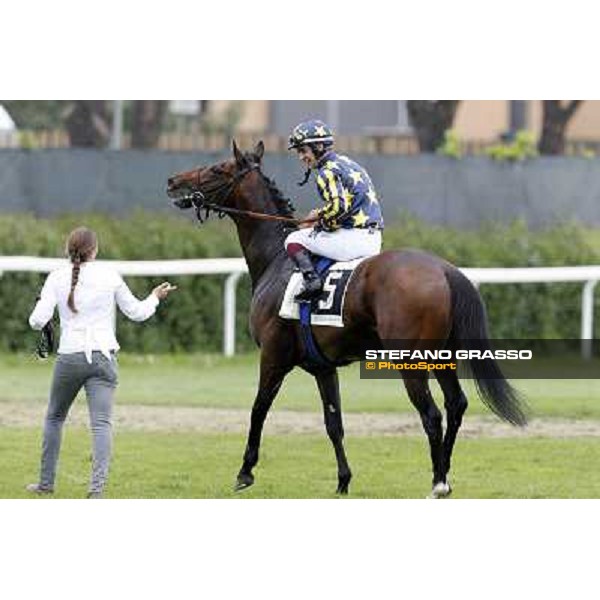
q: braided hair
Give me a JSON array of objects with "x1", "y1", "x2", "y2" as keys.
[{"x1": 65, "y1": 227, "x2": 98, "y2": 313}]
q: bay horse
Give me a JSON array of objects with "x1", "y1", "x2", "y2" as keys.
[{"x1": 166, "y1": 140, "x2": 528, "y2": 498}]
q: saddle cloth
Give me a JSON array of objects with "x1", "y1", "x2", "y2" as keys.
[{"x1": 279, "y1": 257, "x2": 366, "y2": 327}]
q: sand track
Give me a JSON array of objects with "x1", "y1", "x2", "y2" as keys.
[{"x1": 2, "y1": 402, "x2": 600, "y2": 438}]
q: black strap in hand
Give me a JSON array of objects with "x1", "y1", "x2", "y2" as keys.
[
  {"x1": 36, "y1": 321, "x2": 55, "y2": 359},
  {"x1": 33, "y1": 294, "x2": 55, "y2": 359}
]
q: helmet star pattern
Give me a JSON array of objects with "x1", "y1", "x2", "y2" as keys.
[
  {"x1": 367, "y1": 189, "x2": 379, "y2": 204},
  {"x1": 288, "y1": 119, "x2": 335, "y2": 150}
]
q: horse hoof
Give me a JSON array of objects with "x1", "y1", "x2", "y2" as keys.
[
  {"x1": 234, "y1": 473, "x2": 254, "y2": 492},
  {"x1": 336, "y1": 474, "x2": 351, "y2": 495},
  {"x1": 427, "y1": 482, "x2": 452, "y2": 499}
]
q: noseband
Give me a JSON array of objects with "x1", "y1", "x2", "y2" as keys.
[
  {"x1": 190, "y1": 164, "x2": 260, "y2": 223},
  {"x1": 189, "y1": 164, "x2": 313, "y2": 226}
]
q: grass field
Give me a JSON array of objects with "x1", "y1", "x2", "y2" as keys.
[
  {"x1": 1, "y1": 352, "x2": 599, "y2": 499},
  {"x1": 3, "y1": 429, "x2": 600, "y2": 499}
]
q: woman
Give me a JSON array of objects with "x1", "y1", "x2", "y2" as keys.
[
  {"x1": 27, "y1": 226, "x2": 177, "y2": 498},
  {"x1": 285, "y1": 119, "x2": 384, "y2": 300}
]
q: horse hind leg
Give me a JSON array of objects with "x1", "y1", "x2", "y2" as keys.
[
  {"x1": 402, "y1": 374, "x2": 447, "y2": 498},
  {"x1": 434, "y1": 369, "x2": 468, "y2": 494}
]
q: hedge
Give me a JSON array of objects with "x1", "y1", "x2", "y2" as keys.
[{"x1": 1, "y1": 212, "x2": 599, "y2": 353}]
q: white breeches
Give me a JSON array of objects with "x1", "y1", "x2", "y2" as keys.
[{"x1": 285, "y1": 227, "x2": 382, "y2": 262}]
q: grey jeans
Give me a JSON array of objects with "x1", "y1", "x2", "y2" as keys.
[{"x1": 39, "y1": 351, "x2": 118, "y2": 494}]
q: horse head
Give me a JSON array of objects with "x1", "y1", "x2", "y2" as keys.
[{"x1": 167, "y1": 140, "x2": 265, "y2": 219}]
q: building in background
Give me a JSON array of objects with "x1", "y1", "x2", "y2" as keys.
[
  {"x1": 205, "y1": 100, "x2": 600, "y2": 146},
  {"x1": 3, "y1": 101, "x2": 600, "y2": 152}
]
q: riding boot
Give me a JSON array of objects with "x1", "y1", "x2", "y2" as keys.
[{"x1": 291, "y1": 249, "x2": 324, "y2": 301}]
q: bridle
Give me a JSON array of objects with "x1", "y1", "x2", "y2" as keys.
[{"x1": 185, "y1": 163, "x2": 316, "y2": 226}]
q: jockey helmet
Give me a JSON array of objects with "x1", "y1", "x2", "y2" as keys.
[{"x1": 288, "y1": 119, "x2": 334, "y2": 150}]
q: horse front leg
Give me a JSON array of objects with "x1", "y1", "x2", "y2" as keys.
[
  {"x1": 315, "y1": 368, "x2": 352, "y2": 495},
  {"x1": 235, "y1": 360, "x2": 292, "y2": 491}
]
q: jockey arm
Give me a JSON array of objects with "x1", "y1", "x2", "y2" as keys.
[{"x1": 315, "y1": 166, "x2": 352, "y2": 231}]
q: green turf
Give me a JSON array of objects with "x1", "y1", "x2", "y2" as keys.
[
  {"x1": 1, "y1": 352, "x2": 599, "y2": 419},
  {"x1": 4, "y1": 427, "x2": 599, "y2": 499}
]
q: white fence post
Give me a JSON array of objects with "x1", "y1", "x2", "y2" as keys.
[
  {"x1": 223, "y1": 272, "x2": 244, "y2": 357},
  {"x1": 581, "y1": 280, "x2": 598, "y2": 360}
]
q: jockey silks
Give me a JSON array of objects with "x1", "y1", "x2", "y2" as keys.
[{"x1": 313, "y1": 150, "x2": 385, "y2": 232}]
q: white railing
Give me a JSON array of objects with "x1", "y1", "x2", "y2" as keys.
[
  {"x1": 464, "y1": 266, "x2": 600, "y2": 359},
  {"x1": 1, "y1": 256, "x2": 598, "y2": 358}
]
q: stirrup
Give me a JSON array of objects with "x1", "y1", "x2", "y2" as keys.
[{"x1": 295, "y1": 278, "x2": 323, "y2": 302}]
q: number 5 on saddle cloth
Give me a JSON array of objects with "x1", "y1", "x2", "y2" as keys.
[{"x1": 279, "y1": 256, "x2": 365, "y2": 326}]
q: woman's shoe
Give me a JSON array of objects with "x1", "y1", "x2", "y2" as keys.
[{"x1": 25, "y1": 483, "x2": 54, "y2": 495}]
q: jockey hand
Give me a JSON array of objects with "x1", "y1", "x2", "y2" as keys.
[
  {"x1": 319, "y1": 215, "x2": 337, "y2": 232},
  {"x1": 153, "y1": 281, "x2": 178, "y2": 300},
  {"x1": 299, "y1": 208, "x2": 320, "y2": 229}
]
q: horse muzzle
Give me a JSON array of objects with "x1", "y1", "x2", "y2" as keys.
[
  {"x1": 172, "y1": 195, "x2": 194, "y2": 209},
  {"x1": 167, "y1": 186, "x2": 205, "y2": 210}
]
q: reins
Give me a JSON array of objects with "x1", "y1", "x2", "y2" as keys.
[
  {"x1": 190, "y1": 164, "x2": 316, "y2": 226},
  {"x1": 191, "y1": 194, "x2": 315, "y2": 224}
]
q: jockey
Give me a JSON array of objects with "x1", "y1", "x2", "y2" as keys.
[{"x1": 285, "y1": 119, "x2": 384, "y2": 301}]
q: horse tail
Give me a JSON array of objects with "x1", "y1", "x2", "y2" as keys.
[{"x1": 443, "y1": 265, "x2": 529, "y2": 426}]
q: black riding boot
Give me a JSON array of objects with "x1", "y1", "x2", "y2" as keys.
[{"x1": 291, "y1": 249, "x2": 324, "y2": 301}]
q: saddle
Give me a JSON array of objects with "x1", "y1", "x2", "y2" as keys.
[{"x1": 279, "y1": 255, "x2": 366, "y2": 368}]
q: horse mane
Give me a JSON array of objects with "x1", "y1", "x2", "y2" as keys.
[{"x1": 257, "y1": 170, "x2": 296, "y2": 219}]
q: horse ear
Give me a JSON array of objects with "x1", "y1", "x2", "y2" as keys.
[
  {"x1": 232, "y1": 139, "x2": 245, "y2": 166},
  {"x1": 253, "y1": 140, "x2": 265, "y2": 163}
]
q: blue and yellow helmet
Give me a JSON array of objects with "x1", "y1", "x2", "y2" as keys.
[{"x1": 288, "y1": 119, "x2": 334, "y2": 150}]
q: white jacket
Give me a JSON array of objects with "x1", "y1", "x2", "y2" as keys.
[{"x1": 29, "y1": 262, "x2": 159, "y2": 363}]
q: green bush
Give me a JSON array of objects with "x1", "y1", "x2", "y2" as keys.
[
  {"x1": 384, "y1": 216, "x2": 599, "y2": 338},
  {"x1": 436, "y1": 129, "x2": 463, "y2": 159},
  {"x1": 1, "y1": 212, "x2": 599, "y2": 352},
  {"x1": 486, "y1": 130, "x2": 538, "y2": 162}
]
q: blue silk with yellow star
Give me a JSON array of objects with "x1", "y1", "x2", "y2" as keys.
[{"x1": 313, "y1": 151, "x2": 384, "y2": 232}]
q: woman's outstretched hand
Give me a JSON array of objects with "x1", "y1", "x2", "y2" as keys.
[{"x1": 153, "y1": 282, "x2": 178, "y2": 300}]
